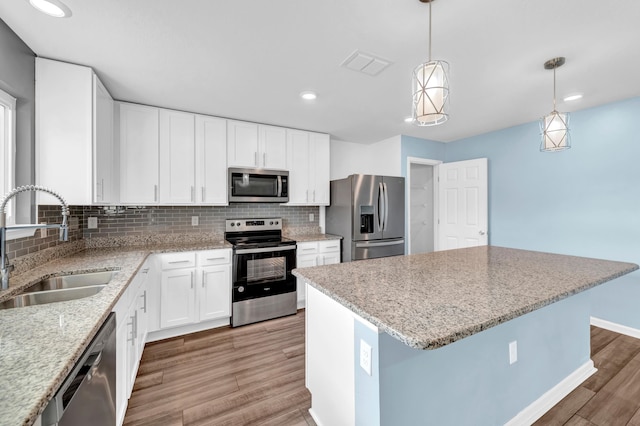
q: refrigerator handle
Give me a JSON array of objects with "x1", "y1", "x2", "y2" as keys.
[
  {"x1": 383, "y1": 182, "x2": 389, "y2": 231},
  {"x1": 378, "y1": 182, "x2": 384, "y2": 231}
]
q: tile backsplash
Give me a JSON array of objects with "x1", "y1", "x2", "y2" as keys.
[
  {"x1": 5, "y1": 204, "x2": 320, "y2": 261},
  {"x1": 82, "y1": 204, "x2": 320, "y2": 238}
]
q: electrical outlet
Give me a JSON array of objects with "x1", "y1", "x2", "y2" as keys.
[
  {"x1": 509, "y1": 341, "x2": 518, "y2": 365},
  {"x1": 191, "y1": 216, "x2": 199, "y2": 226},
  {"x1": 309, "y1": 213, "x2": 314, "y2": 222},
  {"x1": 360, "y1": 339, "x2": 372, "y2": 375},
  {"x1": 87, "y1": 217, "x2": 98, "y2": 229}
]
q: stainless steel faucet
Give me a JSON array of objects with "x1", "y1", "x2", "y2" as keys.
[{"x1": 0, "y1": 185, "x2": 70, "y2": 290}]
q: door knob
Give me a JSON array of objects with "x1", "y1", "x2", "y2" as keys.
[{"x1": 479, "y1": 230, "x2": 486, "y2": 235}]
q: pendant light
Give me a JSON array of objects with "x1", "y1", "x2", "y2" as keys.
[
  {"x1": 540, "y1": 57, "x2": 570, "y2": 152},
  {"x1": 412, "y1": 0, "x2": 450, "y2": 126}
]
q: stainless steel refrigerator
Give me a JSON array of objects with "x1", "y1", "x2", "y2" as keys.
[{"x1": 326, "y1": 174, "x2": 405, "y2": 262}]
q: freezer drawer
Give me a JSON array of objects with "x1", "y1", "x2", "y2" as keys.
[{"x1": 352, "y1": 238, "x2": 405, "y2": 261}]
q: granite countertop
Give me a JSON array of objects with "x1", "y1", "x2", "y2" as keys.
[
  {"x1": 0, "y1": 239, "x2": 231, "y2": 426},
  {"x1": 293, "y1": 246, "x2": 638, "y2": 350},
  {"x1": 286, "y1": 232, "x2": 342, "y2": 243}
]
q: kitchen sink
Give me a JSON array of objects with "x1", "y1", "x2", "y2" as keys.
[
  {"x1": 21, "y1": 271, "x2": 117, "y2": 293},
  {"x1": 0, "y1": 271, "x2": 117, "y2": 310}
]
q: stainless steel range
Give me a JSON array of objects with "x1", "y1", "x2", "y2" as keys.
[{"x1": 225, "y1": 218, "x2": 297, "y2": 327}]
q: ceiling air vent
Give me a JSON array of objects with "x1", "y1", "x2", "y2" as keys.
[{"x1": 341, "y1": 50, "x2": 392, "y2": 76}]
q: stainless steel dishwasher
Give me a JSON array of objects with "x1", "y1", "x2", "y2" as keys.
[{"x1": 42, "y1": 313, "x2": 117, "y2": 426}]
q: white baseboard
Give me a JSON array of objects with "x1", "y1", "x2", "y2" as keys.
[
  {"x1": 146, "y1": 317, "x2": 230, "y2": 342},
  {"x1": 504, "y1": 360, "x2": 597, "y2": 426},
  {"x1": 308, "y1": 408, "x2": 323, "y2": 426},
  {"x1": 590, "y1": 317, "x2": 640, "y2": 339}
]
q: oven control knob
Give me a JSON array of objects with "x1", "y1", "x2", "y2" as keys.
[
  {"x1": 270, "y1": 221, "x2": 274, "y2": 225},
  {"x1": 238, "y1": 286, "x2": 245, "y2": 293},
  {"x1": 230, "y1": 222, "x2": 235, "y2": 227},
  {"x1": 236, "y1": 222, "x2": 241, "y2": 227},
  {"x1": 274, "y1": 221, "x2": 279, "y2": 225}
]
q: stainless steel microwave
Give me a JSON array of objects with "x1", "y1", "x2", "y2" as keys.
[{"x1": 228, "y1": 168, "x2": 289, "y2": 203}]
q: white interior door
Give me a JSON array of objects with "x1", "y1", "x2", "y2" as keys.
[{"x1": 438, "y1": 158, "x2": 488, "y2": 250}]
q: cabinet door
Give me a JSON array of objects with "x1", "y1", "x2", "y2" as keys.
[
  {"x1": 115, "y1": 320, "x2": 129, "y2": 425},
  {"x1": 36, "y1": 58, "x2": 93, "y2": 205},
  {"x1": 160, "y1": 269, "x2": 196, "y2": 328},
  {"x1": 119, "y1": 103, "x2": 159, "y2": 204},
  {"x1": 93, "y1": 75, "x2": 115, "y2": 204},
  {"x1": 259, "y1": 125, "x2": 287, "y2": 169},
  {"x1": 196, "y1": 115, "x2": 227, "y2": 204},
  {"x1": 159, "y1": 109, "x2": 196, "y2": 203},
  {"x1": 286, "y1": 130, "x2": 311, "y2": 204},
  {"x1": 199, "y1": 265, "x2": 231, "y2": 321},
  {"x1": 227, "y1": 120, "x2": 259, "y2": 167},
  {"x1": 297, "y1": 254, "x2": 319, "y2": 269},
  {"x1": 126, "y1": 306, "x2": 138, "y2": 397},
  {"x1": 310, "y1": 132, "x2": 330, "y2": 205},
  {"x1": 136, "y1": 280, "x2": 149, "y2": 355}
]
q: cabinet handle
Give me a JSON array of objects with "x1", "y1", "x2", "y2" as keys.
[
  {"x1": 263, "y1": 152, "x2": 266, "y2": 167},
  {"x1": 154, "y1": 185, "x2": 158, "y2": 202},
  {"x1": 313, "y1": 190, "x2": 316, "y2": 202},
  {"x1": 191, "y1": 186, "x2": 195, "y2": 203},
  {"x1": 127, "y1": 310, "x2": 137, "y2": 344},
  {"x1": 306, "y1": 190, "x2": 309, "y2": 202},
  {"x1": 202, "y1": 270, "x2": 205, "y2": 287},
  {"x1": 101, "y1": 179, "x2": 105, "y2": 200},
  {"x1": 254, "y1": 152, "x2": 258, "y2": 166},
  {"x1": 302, "y1": 248, "x2": 315, "y2": 251},
  {"x1": 206, "y1": 257, "x2": 225, "y2": 261},
  {"x1": 141, "y1": 291, "x2": 147, "y2": 313},
  {"x1": 168, "y1": 260, "x2": 191, "y2": 264},
  {"x1": 190, "y1": 271, "x2": 194, "y2": 289},
  {"x1": 201, "y1": 187, "x2": 205, "y2": 202}
]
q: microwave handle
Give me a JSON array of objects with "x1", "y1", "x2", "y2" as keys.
[{"x1": 277, "y1": 175, "x2": 282, "y2": 197}]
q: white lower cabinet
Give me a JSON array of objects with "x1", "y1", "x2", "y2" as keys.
[
  {"x1": 114, "y1": 261, "x2": 150, "y2": 426},
  {"x1": 148, "y1": 249, "x2": 232, "y2": 340},
  {"x1": 296, "y1": 240, "x2": 341, "y2": 308},
  {"x1": 160, "y1": 267, "x2": 197, "y2": 328}
]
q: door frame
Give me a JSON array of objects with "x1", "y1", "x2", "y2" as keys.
[{"x1": 406, "y1": 157, "x2": 442, "y2": 254}]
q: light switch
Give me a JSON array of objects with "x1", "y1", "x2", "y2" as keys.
[{"x1": 191, "y1": 216, "x2": 199, "y2": 226}]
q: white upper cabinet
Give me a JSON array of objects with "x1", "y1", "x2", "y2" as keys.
[
  {"x1": 119, "y1": 103, "x2": 160, "y2": 204},
  {"x1": 94, "y1": 76, "x2": 115, "y2": 204},
  {"x1": 195, "y1": 115, "x2": 227, "y2": 205},
  {"x1": 159, "y1": 109, "x2": 196, "y2": 204},
  {"x1": 36, "y1": 58, "x2": 117, "y2": 205},
  {"x1": 259, "y1": 125, "x2": 288, "y2": 169},
  {"x1": 286, "y1": 130, "x2": 330, "y2": 205},
  {"x1": 227, "y1": 121, "x2": 287, "y2": 169}
]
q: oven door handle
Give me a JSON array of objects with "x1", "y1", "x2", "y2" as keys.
[{"x1": 235, "y1": 245, "x2": 296, "y2": 254}]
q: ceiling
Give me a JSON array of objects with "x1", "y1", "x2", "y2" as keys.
[{"x1": 1, "y1": 0, "x2": 639, "y2": 144}]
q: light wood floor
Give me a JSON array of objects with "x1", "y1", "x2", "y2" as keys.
[
  {"x1": 123, "y1": 311, "x2": 315, "y2": 426},
  {"x1": 535, "y1": 326, "x2": 640, "y2": 426},
  {"x1": 125, "y1": 314, "x2": 640, "y2": 425}
]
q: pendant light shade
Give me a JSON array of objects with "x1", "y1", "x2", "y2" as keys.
[
  {"x1": 412, "y1": 0, "x2": 449, "y2": 126},
  {"x1": 412, "y1": 60, "x2": 450, "y2": 126},
  {"x1": 540, "y1": 57, "x2": 570, "y2": 152}
]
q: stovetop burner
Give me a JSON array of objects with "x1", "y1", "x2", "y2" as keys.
[{"x1": 224, "y1": 218, "x2": 296, "y2": 248}]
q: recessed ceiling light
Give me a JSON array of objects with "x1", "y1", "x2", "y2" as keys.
[
  {"x1": 300, "y1": 91, "x2": 317, "y2": 101},
  {"x1": 27, "y1": 0, "x2": 72, "y2": 18},
  {"x1": 404, "y1": 117, "x2": 414, "y2": 123},
  {"x1": 563, "y1": 93, "x2": 583, "y2": 102}
]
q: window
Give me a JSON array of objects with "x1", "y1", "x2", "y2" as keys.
[{"x1": 0, "y1": 87, "x2": 16, "y2": 225}]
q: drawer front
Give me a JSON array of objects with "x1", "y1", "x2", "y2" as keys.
[
  {"x1": 159, "y1": 252, "x2": 196, "y2": 270},
  {"x1": 297, "y1": 242, "x2": 319, "y2": 255},
  {"x1": 197, "y1": 249, "x2": 232, "y2": 266},
  {"x1": 319, "y1": 240, "x2": 340, "y2": 253}
]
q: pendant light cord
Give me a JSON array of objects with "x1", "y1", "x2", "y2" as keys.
[
  {"x1": 428, "y1": 0, "x2": 432, "y2": 62},
  {"x1": 553, "y1": 65, "x2": 557, "y2": 111}
]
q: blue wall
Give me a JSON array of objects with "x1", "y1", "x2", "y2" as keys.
[
  {"x1": 443, "y1": 97, "x2": 640, "y2": 328},
  {"x1": 354, "y1": 293, "x2": 591, "y2": 424}
]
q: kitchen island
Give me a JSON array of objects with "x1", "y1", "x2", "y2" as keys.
[{"x1": 293, "y1": 246, "x2": 638, "y2": 425}]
